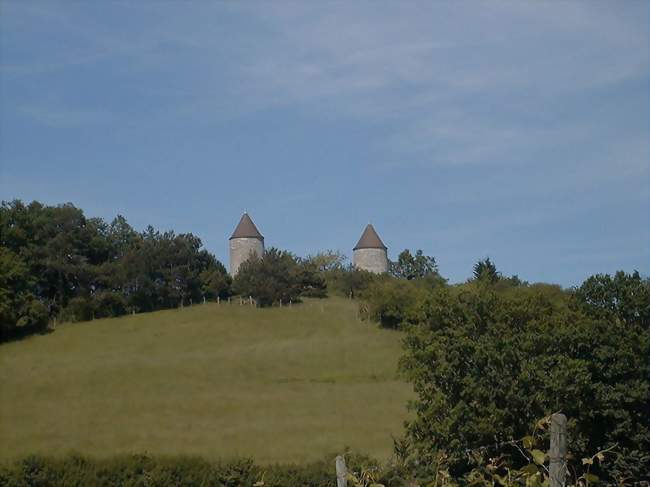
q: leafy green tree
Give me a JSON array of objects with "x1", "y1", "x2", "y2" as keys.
[
  {"x1": 323, "y1": 266, "x2": 378, "y2": 298},
  {"x1": 472, "y1": 257, "x2": 500, "y2": 283},
  {"x1": 295, "y1": 258, "x2": 328, "y2": 298},
  {"x1": 304, "y1": 250, "x2": 347, "y2": 273},
  {"x1": 200, "y1": 268, "x2": 231, "y2": 301},
  {"x1": 232, "y1": 248, "x2": 303, "y2": 306},
  {"x1": 0, "y1": 200, "x2": 230, "y2": 338},
  {"x1": 362, "y1": 278, "x2": 430, "y2": 329},
  {"x1": 400, "y1": 279, "x2": 650, "y2": 481},
  {"x1": 0, "y1": 247, "x2": 48, "y2": 338},
  {"x1": 391, "y1": 249, "x2": 439, "y2": 281},
  {"x1": 575, "y1": 270, "x2": 649, "y2": 329}
]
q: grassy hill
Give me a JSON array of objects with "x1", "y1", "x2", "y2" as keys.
[{"x1": 0, "y1": 297, "x2": 413, "y2": 464}]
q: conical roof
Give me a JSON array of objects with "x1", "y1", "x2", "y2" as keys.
[
  {"x1": 229, "y1": 213, "x2": 264, "y2": 240},
  {"x1": 354, "y1": 224, "x2": 387, "y2": 250}
]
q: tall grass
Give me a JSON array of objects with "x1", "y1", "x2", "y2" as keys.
[{"x1": 0, "y1": 298, "x2": 412, "y2": 463}]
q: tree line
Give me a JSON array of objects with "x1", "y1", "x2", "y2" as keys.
[
  {"x1": 0, "y1": 200, "x2": 331, "y2": 340},
  {"x1": 2, "y1": 199, "x2": 648, "y2": 482},
  {"x1": 0, "y1": 200, "x2": 450, "y2": 341},
  {"x1": 0, "y1": 200, "x2": 233, "y2": 340},
  {"x1": 358, "y1": 261, "x2": 650, "y2": 482}
]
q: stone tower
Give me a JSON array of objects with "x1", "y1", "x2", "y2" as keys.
[
  {"x1": 229, "y1": 213, "x2": 264, "y2": 276},
  {"x1": 353, "y1": 224, "x2": 388, "y2": 273}
]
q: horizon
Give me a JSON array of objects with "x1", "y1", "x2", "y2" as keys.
[{"x1": 1, "y1": 1, "x2": 648, "y2": 286}]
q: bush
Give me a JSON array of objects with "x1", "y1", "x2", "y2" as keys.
[
  {"x1": 94, "y1": 291, "x2": 128, "y2": 318},
  {"x1": 361, "y1": 278, "x2": 430, "y2": 329},
  {"x1": 232, "y1": 248, "x2": 327, "y2": 306},
  {"x1": 0, "y1": 454, "x2": 378, "y2": 486},
  {"x1": 399, "y1": 278, "x2": 650, "y2": 481},
  {"x1": 59, "y1": 296, "x2": 96, "y2": 322},
  {"x1": 323, "y1": 267, "x2": 378, "y2": 298}
]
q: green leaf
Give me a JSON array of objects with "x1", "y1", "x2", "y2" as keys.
[
  {"x1": 531, "y1": 449, "x2": 546, "y2": 465},
  {"x1": 522, "y1": 435, "x2": 534, "y2": 449},
  {"x1": 520, "y1": 464, "x2": 539, "y2": 475},
  {"x1": 583, "y1": 473, "x2": 599, "y2": 483}
]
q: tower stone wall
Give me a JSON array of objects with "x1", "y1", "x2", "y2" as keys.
[
  {"x1": 229, "y1": 237, "x2": 264, "y2": 276},
  {"x1": 353, "y1": 223, "x2": 388, "y2": 273},
  {"x1": 229, "y1": 213, "x2": 265, "y2": 276},
  {"x1": 353, "y1": 248, "x2": 388, "y2": 274}
]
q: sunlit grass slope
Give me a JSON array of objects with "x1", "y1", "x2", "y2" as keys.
[{"x1": 0, "y1": 298, "x2": 412, "y2": 463}]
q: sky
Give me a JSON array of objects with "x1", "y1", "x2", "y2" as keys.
[{"x1": 1, "y1": 1, "x2": 648, "y2": 286}]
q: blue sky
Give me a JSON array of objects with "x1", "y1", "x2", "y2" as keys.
[{"x1": 1, "y1": 1, "x2": 648, "y2": 286}]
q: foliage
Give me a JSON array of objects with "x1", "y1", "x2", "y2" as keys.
[
  {"x1": 472, "y1": 257, "x2": 500, "y2": 283},
  {"x1": 392, "y1": 416, "x2": 622, "y2": 487},
  {"x1": 0, "y1": 453, "x2": 384, "y2": 486},
  {"x1": 575, "y1": 270, "x2": 650, "y2": 329},
  {"x1": 304, "y1": 249, "x2": 348, "y2": 273},
  {"x1": 390, "y1": 249, "x2": 441, "y2": 282},
  {"x1": 0, "y1": 437, "x2": 628, "y2": 487},
  {"x1": 399, "y1": 276, "x2": 650, "y2": 482},
  {"x1": 318, "y1": 265, "x2": 377, "y2": 298},
  {"x1": 360, "y1": 249, "x2": 447, "y2": 329},
  {"x1": 0, "y1": 200, "x2": 229, "y2": 340},
  {"x1": 360, "y1": 277, "x2": 432, "y2": 329},
  {"x1": 232, "y1": 248, "x2": 327, "y2": 306},
  {"x1": 0, "y1": 247, "x2": 49, "y2": 337}
]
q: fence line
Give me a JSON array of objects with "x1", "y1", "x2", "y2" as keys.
[{"x1": 336, "y1": 413, "x2": 569, "y2": 486}]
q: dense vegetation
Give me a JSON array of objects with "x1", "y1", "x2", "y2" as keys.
[
  {"x1": 232, "y1": 248, "x2": 327, "y2": 306},
  {"x1": 2, "y1": 200, "x2": 649, "y2": 483},
  {"x1": 0, "y1": 200, "x2": 231, "y2": 340},
  {"x1": 0, "y1": 454, "x2": 351, "y2": 487},
  {"x1": 0, "y1": 201, "x2": 338, "y2": 339},
  {"x1": 361, "y1": 267, "x2": 650, "y2": 483}
]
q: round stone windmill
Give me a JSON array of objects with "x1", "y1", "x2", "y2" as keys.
[
  {"x1": 229, "y1": 212, "x2": 264, "y2": 276},
  {"x1": 353, "y1": 223, "x2": 388, "y2": 273}
]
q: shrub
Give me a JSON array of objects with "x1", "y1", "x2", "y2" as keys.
[
  {"x1": 232, "y1": 248, "x2": 327, "y2": 306},
  {"x1": 361, "y1": 278, "x2": 429, "y2": 329},
  {"x1": 324, "y1": 267, "x2": 378, "y2": 298},
  {"x1": 0, "y1": 454, "x2": 378, "y2": 486},
  {"x1": 400, "y1": 279, "x2": 650, "y2": 481}
]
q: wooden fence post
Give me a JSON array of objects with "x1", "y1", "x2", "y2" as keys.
[
  {"x1": 335, "y1": 455, "x2": 347, "y2": 487},
  {"x1": 549, "y1": 413, "x2": 567, "y2": 487}
]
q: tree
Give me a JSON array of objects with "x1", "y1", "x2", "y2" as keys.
[
  {"x1": 399, "y1": 279, "x2": 650, "y2": 481},
  {"x1": 304, "y1": 250, "x2": 347, "y2": 273},
  {"x1": 232, "y1": 248, "x2": 328, "y2": 306},
  {"x1": 200, "y1": 267, "x2": 231, "y2": 300},
  {"x1": 575, "y1": 270, "x2": 650, "y2": 329},
  {"x1": 472, "y1": 257, "x2": 500, "y2": 283},
  {"x1": 232, "y1": 248, "x2": 302, "y2": 306},
  {"x1": 391, "y1": 249, "x2": 439, "y2": 281},
  {"x1": 0, "y1": 200, "x2": 230, "y2": 338},
  {"x1": 0, "y1": 247, "x2": 48, "y2": 338},
  {"x1": 295, "y1": 258, "x2": 328, "y2": 298}
]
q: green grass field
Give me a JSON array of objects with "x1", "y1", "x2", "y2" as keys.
[{"x1": 0, "y1": 298, "x2": 413, "y2": 464}]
